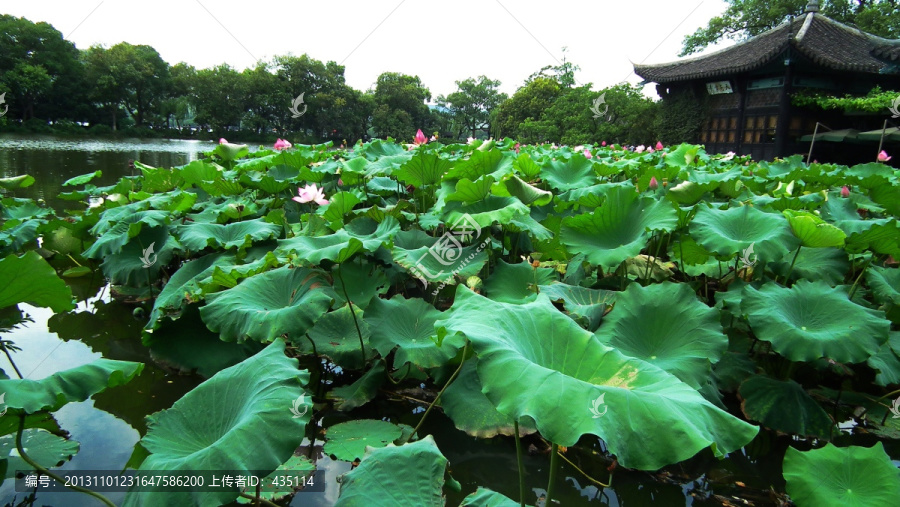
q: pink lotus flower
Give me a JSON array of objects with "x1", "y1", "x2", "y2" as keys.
[
  {"x1": 648, "y1": 148, "x2": 655, "y2": 153},
  {"x1": 514, "y1": 143, "x2": 520, "y2": 154},
  {"x1": 878, "y1": 150, "x2": 891, "y2": 162},
  {"x1": 468, "y1": 137, "x2": 476, "y2": 144},
  {"x1": 841, "y1": 185, "x2": 850, "y2": 198},
  {"x1": 414, "y1": 129, "x2": 427, "y2": 145},
  {"x1": 293, "y1": 184, "x2": 329, "y2": 206},
  {"x1": 274, "y1": 138, "x2": 292, "y2": 150},
  {"x1": 649, "y1": 176, "x2": 659, "y2": 190},
  {"x1": 635, "y1": 145, "x2": 646, "y2": 153},
  {"x1": 584, "y1": 149, "x2": 592, "y2": 159},
  {"x1": 601, "y1": 141, "x2": 607, "y2": 147},
  {"x1": 430, "y1": 135, "x2": 437, "y2": 142},
  {"x1": 219, "y1": 138, "x2": 228, "y2": 144},
  {"x1": 655, "y1": 141, "x2": 664, "y2": 150}
]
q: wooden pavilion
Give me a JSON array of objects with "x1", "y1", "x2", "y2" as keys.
[{"x1": 634, "y1": 1, "x2": 900, "y2": 160}]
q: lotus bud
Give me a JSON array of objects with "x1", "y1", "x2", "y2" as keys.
[
  {"x1": 655, "y1": 141, "x2": 664, "y2": 150},
  {"x1": 841, "y1": 186, "x2": 850, "y2": 198},
  {"x1": 649, "y1": 176, "x2": 659, "y2": 190}
]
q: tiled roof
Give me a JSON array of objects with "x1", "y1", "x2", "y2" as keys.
[{"x1": 634, "y1": 12, "x2": 900, "y2": 83}]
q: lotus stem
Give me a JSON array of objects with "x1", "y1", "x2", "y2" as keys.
[
  {"x1": 237, "y1": 492, "x2": 279, "y2": 507},
  {"x1": 65, "y1": 253, "x2": 83, "y2": 267},
  {"x1": 545, "y1": 442, "x2": 560, "y2": 505},
  {"x1": 16, "y1": 415, "x2": 117, "y2": 507},
  {"x1": 2, "y1": 346, "x2": 24, "y2": 379},
  {"x1": 555, "y1": 449, "x2": 610, "y2": 488},
  {"x1": 336, "y1": 265, "x2": 366, "y2": 361},
  {"x1": 385, "y1": 362, "x2": 411, "y2": 385},
  {"x1": 847, "y1": 255, "x2": 872, "y2": 301},
  {"x1": 514, "y1": 420, "x2": 526, "y2": 507},
  {"x1": 782, "y1": 245, "x2": 802, "y2": 285},
  {"x1": 404, "y1": 340, "x2": 469, "y2": 444}
]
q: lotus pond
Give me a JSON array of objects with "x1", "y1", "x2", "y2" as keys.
[{"x1": 1, "y1": 137, "x2": 899, "y2": 506}]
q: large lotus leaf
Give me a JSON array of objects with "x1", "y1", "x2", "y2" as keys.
[
  {"x1": 845, "y1": 219, "x2": 900, "y2": 257},
  {"x1": 437, "y1": 287, "x2": 758, "y2": 470},
  {"x1": 140, "y1": 165, "x2": 183, "y2": 193},
  {"x1": 390, "y1": 229, "x2": 489, "y2": 285},
  {"x1": 664, "y1": 143, "x2": 701, "y2": 168},
  {"x1": 364, "y1": 296, "x2": 463, "y2": 369},
  {"x1": 278, "y1": 216, "x2": 399, "y2": 264},
  {"x1": 446, "y1": 148, "x2": 514, "y2": 181},
  {"x1": 557, "y1": 182, "x2": 626, "y2": 209},
  {"x1": 783, "y1": 443, "x2": 900, "y2": 507},
  {"x1": 666, "y1": 180, "x2": 719, "y2": 205},
  {"x1": 560, "y1": 185, "x2": 678, "y2": 269},
  {"x1": 738, "y1": 375, "x2": 834, "y2": 438},
  {"x1": 304, "y1": 304, "x2": 377, "y2": 369},
  {"x1": 441, "y1": 359, "x2": 535, "y2": 438},
  {"x1": 446, "y1": 176, "x2": 495, "y2": 203},
  {"x1": 689, "y1": 204, "x2": 797, "y2": 260},
  {"x1": 538, "y1": 283, "x2": 616, "y2": 331},
  {"x1": 394, "y1": 151, "x2": 452, "y2": 186},
  {"x1": 100, "y1": 226, "x2": 178, "y2": 287},
  {"x1": 332, "y1": 261, "x2": 389, "y2": 310},
  {"x1": 83, "y1": 210, "x2": 170, "y2": 258},
  {"x1": 483, "y1": 259, "x2": 557, "y2": 304},
  {"x1": 0, "y1": 429, "x2": 79, "y2": 478},
  {"x1": 329, "y1": 361, "x2": 385, "y2": 411},
  {"x1": 0, "y1": 358, "x2": 143, "y2": 413},
  {"x1": 741, "y1": 281, "x2": 890, "y2": 363},
  {"x1": 323, "y1": 191, "x2": 362, "y2": 224},
  {"x1": 782, "y1": 209, "x2": 846, "y2": 248},
  {"x1": 199, "y1": 267, "x2": 335, "y2": 343},
  {"x1": 0, "y1": 251, "x2": 74, "y2": 312},
  {"x1": 133, "y1": 189, "x2": 197, "y2": 214},
  {"x1": 145, "y1": 253, "x2": 235, "y2": 331},
  {"x1": 495, "y1": 174, "x2": 553, "y2": 206},
  {"x1": 594, "y1": 282, "x2": 728, "y2": 389},
  {"x1": 867, "y1": 266, "x2": 900, "y2": 305},
  {"x1": 324, "y1": 420, "x2": 403, "y2": 461},
  {"x1": 867, "y1": 334, "x2": 900, "y2": 386},
  {"x1": 1, "y1": 202, "x2": 52, "y2": 221},
  {"x1": 768, "y1": 247, "x2": 849, "y2": 285},
  {"x1": 0, "y1": 174, "x2": 35, "y2": 189},
  {"x1": 507, "y1": 212, "x2": 553, "y2": 241},
  {"x1": 460, "y1": 487, "x2": 519, "y2": 507},
  {"x1": 540, "y1": 155, "x2": 597, "y2": 191},
  {"x1": 513, "y1": 153, "x2": 542, "y2": 179},
  {"x1": 335, "y1": 436, "x2": 448, "y2": 507},
  {"x1": 125, "y1": 339, "x2": 311, "y2": 507},
  {"x1": 442, "y1": 196, "x2": 529, "y2": 229},
  {"x1": 175, "y1": 219, "x2": 281, "y2": 252}
]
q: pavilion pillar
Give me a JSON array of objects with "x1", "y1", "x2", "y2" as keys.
[{"x1": 775, "y1": 52, "x2": 795, "y2": 157}]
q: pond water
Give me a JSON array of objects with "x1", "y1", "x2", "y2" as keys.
[{"x1": 0, "y1": 135, "x2": 865, "y2": 506}]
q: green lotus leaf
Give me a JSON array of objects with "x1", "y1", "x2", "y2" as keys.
[
  {"x1": 0, "y1": 219, "x2": 42, "y2": 257},
  {"x1": 203, "y1": 249, "x2": 283, "y2": 292},
  {"x1": 619, "y1": 255, "x2": 677, "y2": 282},
  {"x1": 446, "y1": 148, "x2": 514, "y2": 181},
  {"x1": 438, "y1": 287, "x2": 758, "y2": 470},
  {"x1": 212, "y1": 142, "x2": 250, "y2": 161},
  {"x1": 364, "y1": 295, "x2": 463, "y2": 369},
  {"x1": 483, "y1": 259, "x2": 556, "y2": 304},
  {"x1": 323, "y1": 191, "x2": 362, "y2": 224},
  {"x1": 100, "y1": 226, "x2": 177, "y2": 287},
  {"x1": 866, "y1": 266, "x2": 900, "y2": 305},
  {"x1": 557, "y1": 182, "x2": 627, "y2": 208},
  {"x1": 783, "y1": 443, "x2": 900, "y2": 507},
  {"x1": 664, "y1": 143, "x2": 701, "y2": 168},
  {"x1": 666, "y1": 180, "x2": 718, "y2": 205},
  {"x1": 540, "y1": 155, "x2": 598, "y2": 191},
  {"x1": 867, "y1": 334, "x2": 900, "y2": 386},
  {"x1": 199, "y1": 267, "x2": 335, "y2": 343},
  {"x1": 394, "y1": 152, "x2": 452, "y2": 187},
  {"x1": 236, "y1": 454, "x2": 317, "y2": 503},
  {"x1": 335, "y1": 436, "x2": 448, "y2": 507},
  {"x1": 0, "y1": 429, "x2": 79, "y2": 478},
  {"x1": 689, "y1": 204, "x2": 797, "y2": 260},
  {"x1": 140, "y1": 165, "x2": 184, "y2": 193},
  {"x1": 506, "y1": 212, "x2": 554, "y2": 241},
  {"x1": 594, "y1": 282, "x2": 728, "y2": 389},
  {"x1": 868, "y1": 183, "x2": 900, "y2": 217},
  {"x1": 176, "y1": 219, "x2": 281, "y2": 252},
  {"x1": 125, "y1": 339, "x2": 311, "y2": 507},
  {"x1": 442, "y1": 196, "x2": 529, "y2": 229},
  {"x1": 494, "y1": 174, "x2": 553, "y2": 206},
  {"x1": 560, "y1": 185, "x2": 678, "y2": 269},
  {"x1": 0, "y1": 358, "x2": 143, "y2": 413},
  {"x1": 446, "y1": 176, "x2": 495, "y2": 203},
  {"x1": 324, "y1": 420, "x2": 403, "y2": 461},
  {"x1": 768, "y1": 247, "x2": 849, "y2": 285},
  {"x1": 83, "y1": 210, "x2": 170, "y2": 259},
  {"x1": 278, "y1": 216, "x2": 399, "y2": 264},
  {"x1": 332, "y1": 261, "x2": 389, "y2": 310},
  {"x1": 741, "y1": 281, "x2": 890, "y2": 363},
  {"x1": 329, "y1": 361, "x2": 385, "y2": 411},
  {"x1": 821, "y1": 197, "x2": 900, "y2": 256},
  {"x1": 390, "y1": 229, "x2": 489, "y2": 285},
  {"x1": 738, "y1": 375, "x2": 834, "y2": 437},
  {"x1": 134, "y1": 189, "x2": 197, "y2": 214},
  {"x1": 713, "y1": 352, "x2": 758, "y2": 393},
  {"x1": 61, "y1": 170, "x2": 102, "y2": 187},
  {"x1": 0, "y1": 174, "x2": 35, "y2": 189},
  {"x1": 441, "y1": 359, "x2": 536, "y2": 438},
  {"x1": 460, "y1": 487, "x2": 519, "y2": 507},
  {"x1": 513, "y1": 153, "x2": 542, "y2": 179},
  {"x1": 303, "y1": 304, "x2": 376, "y2": 369},
  {"x1": 1, "y1": 202, "x2": 52, "y2": 220},
  {"x1": 537, "y1": 282, "x2": 615, "y2": 331},
  {"x1": 239, "y1": 169, "x2": 294, "y2": 194},
  {"x1": 783, "y1": 209, "x2": 846, "y2": 248},
  {"x1": 0, "y1": 251, "x2": 74, "y2": 312}
]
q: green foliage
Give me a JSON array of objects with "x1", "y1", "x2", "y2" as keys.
[{"x1": 792, "y1": 86, "x2": 900, "y2": 114}]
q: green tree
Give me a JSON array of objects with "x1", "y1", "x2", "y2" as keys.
[
  {"x1": 681, "y1": 0, "x2": 899, "y2": 56},
  {"x1": 0, "y1": 15, "x2": 87, "y2": 122},
  {"x1": 370, "y1": 72, "x2": 432, "y2": 141},
  {"x1": 494, "y1": 77, "x2": 562, "y2": 142},
  {"x1": 83, "y1": 45, "x2": 128, "y2": 130},
  {"x1": 437, "y1": 76, "x2": 507, "y2": 140},
  {"x1": 191, "y1": 64, "x2": 246, "y2": 136},
  {"x1": 159, "y1": 62, "x2": 196, "y2": 130},
  {"x1": 273, "y1": 54, "x2": 351, "y2": 138}
]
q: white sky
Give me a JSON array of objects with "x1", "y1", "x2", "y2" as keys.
[{"x1": 2, "y1": 0, "x2": 731, "y2": 99}]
